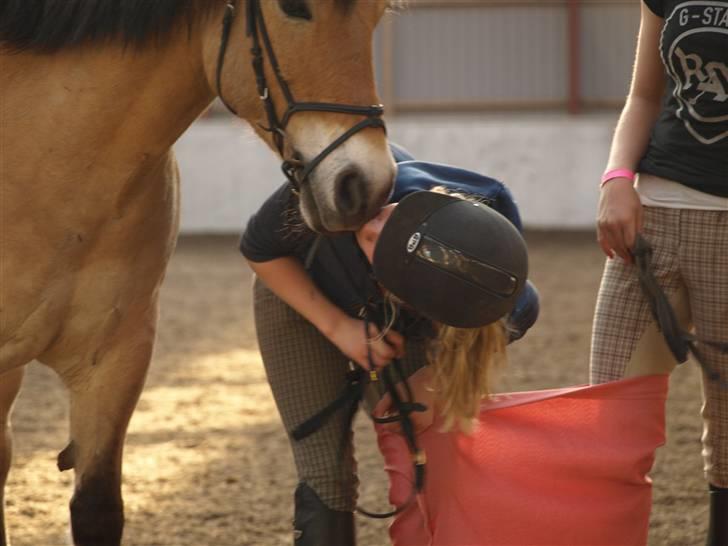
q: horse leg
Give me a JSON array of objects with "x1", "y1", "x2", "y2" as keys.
[
  {"x1": 0, "y1": 367, "x2": 25, "y2": 546},
  {"x1": 56, "y1": 308, "x2": 157, "y2": 546}
]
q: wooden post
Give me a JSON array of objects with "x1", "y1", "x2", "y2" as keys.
[{"x1": 567, "y1": 0, "x2": 581, "y2": 114}]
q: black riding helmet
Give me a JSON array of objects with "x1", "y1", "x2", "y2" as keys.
[{"x1": 372, "y1": 191, "x2": 528, "y2": 328}]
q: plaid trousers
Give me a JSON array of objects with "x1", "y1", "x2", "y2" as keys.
[
  {"x1": 253, "y1": 277, "x2": 428, "y2": 511},
  {"x1": 590, "y1": 205, "x2": 728, "y2": 487}
]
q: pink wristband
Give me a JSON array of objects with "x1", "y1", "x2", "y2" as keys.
[{"x1": 600, "y1": 168, "x2": 635, "y2": 187}]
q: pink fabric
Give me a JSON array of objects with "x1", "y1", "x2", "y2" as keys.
[{"x1": 376, "y1": 374, "x2": 669, "y2": 546}]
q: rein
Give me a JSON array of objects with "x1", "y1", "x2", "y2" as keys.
[
  {"x1": 358, "y1": 351, "x2": 427, "y2": 519},
  {"x1": 292, "y1": 236, "x2": 428, "y2": 519},
  {"x1": 290, "y1": 343, "x2": 428, "y2": 519},
  {"x1": 215, "y1": 0, "x2": 386, "y2": 192},
  {"x1": 633, "y1": 235, "x2": 728, "y2": 389}
]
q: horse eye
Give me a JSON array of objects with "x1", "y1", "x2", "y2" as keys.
[{"x1": 279, "y1": 0, "x2": 313, "y2": 20}]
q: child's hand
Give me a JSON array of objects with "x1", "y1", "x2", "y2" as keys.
[{"x1": 327, "y1": 317, "x2": 405, "y2": 370}]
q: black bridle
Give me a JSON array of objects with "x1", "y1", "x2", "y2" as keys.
[{"x1": 215, "y1": 0, "x2": 387, "y2": 192}]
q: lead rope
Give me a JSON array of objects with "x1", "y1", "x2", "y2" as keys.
[
  {"x1": 633, "y1": 234, "x2": 728, "y2": 389},
  {"x1": 290, "y1": 321, "x2": 427, "y2": 519},
  {"x1": 357, "y1": 328, "x2": 427, "y2": 519},
  {"x1": 291, "y1": 237, "x2": 427, "y2": 518}
]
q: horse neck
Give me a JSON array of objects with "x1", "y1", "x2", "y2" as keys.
[{"x1": 1, "y1": 29, "x2": 215, "y2": 166}]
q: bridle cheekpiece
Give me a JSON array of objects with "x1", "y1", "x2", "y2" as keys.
[{"x1": 215, "y1": 0, "x2": 387, "y2": 193}]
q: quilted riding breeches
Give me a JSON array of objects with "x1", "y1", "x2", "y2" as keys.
[
  {"x1": 253, "y1": 277, "x2": 428, "y2": 511},
  {"x1": 590, "y1": 205, "x2": 728, "y2": 487}
]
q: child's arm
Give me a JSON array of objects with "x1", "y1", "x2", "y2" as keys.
[{"x1": 248, "y1": 256, "x2": 404, "y2": 369}]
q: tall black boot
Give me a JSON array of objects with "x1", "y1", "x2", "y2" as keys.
[
  {"x1": 293, "y1": 483, "x2": 355, "y2": 546},
  {"x1": 707, "y1": 484, "x2": 728, "y2": 546}
]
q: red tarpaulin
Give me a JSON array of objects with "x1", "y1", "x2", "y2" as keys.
[{"x1": 376, "y1": 374, "x2": 668, "y2": 546}]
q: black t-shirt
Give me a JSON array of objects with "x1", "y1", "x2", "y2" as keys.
[{"x1": 639, "y1": 0, "x2": 728, "y2": 196}]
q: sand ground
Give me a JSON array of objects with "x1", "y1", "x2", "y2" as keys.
[{"x1": 5, "y1": 232, "x2": 709, "y2": 546}]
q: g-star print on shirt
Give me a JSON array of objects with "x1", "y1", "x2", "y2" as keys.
[{"x1": 661, "y1": 1, "x2": 728, "y2": 144}]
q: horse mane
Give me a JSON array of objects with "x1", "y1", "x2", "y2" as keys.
[
  {"x1": 0, "y1": 0, "x2": 219, "y2": 53},
  {"x1": 0, "y1": 1, "x2": 405, "y2": 53}
]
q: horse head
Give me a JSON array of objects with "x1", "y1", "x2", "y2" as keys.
[{"x1": 202, "y1": 0, "x2": 396, "y2": 233}]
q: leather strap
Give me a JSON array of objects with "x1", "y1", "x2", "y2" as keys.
[
  {"x1": 215, "y1": 0, "x2": 387, "y2": 192},
  {"x1": 291, "y1": 241, "x2": 427, "y2": 519},
  {"x1": 633, "y1": 234, "x2": 728, "y2": 389},
  {"x1": 215, "y1": 2, "x2": 238, "y2": 116}
]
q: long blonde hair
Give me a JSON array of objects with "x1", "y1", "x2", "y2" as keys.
[
  {"x1": 428, "y1": 322, "x2": 507, "y2": 432},
  {"x1": 424, "y1": 185, "x2": 509, "y2": 431}
]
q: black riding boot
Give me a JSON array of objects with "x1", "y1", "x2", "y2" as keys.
[
  {"x1": 707, "y1": 484, "x2": 728, "y2": 546},
  {"x1": 293, "y1": 483, "x2": 355, "y2": 546}
]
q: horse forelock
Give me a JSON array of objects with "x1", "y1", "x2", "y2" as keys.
[{"x1": 0, "y1": 0, "x2": 219, "y2": 53}]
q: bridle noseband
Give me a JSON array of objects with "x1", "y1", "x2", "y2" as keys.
[{"x1": 215, "y1": 0, "x2": 387, "y2": 193}]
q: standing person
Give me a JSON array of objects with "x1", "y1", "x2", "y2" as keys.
[
  {"x1": 592, "y1": 1, "x2": 727, "y2": 543},
  {"x1": 241, "y1": 147, "x2": 539, "y2": 546}
]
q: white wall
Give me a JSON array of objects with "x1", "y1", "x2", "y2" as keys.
[
  {"x1": 173, "y1": 119, "x2": 280, "y2": 234},
  {"x1": 174, "y1": 112, "x2": 618, "y2": 234}
]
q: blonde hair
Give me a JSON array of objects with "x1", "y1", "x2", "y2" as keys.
[
  {"x1": 423, "y1": 184, "x2": 509, "y2": 431},
  {"x1": 428, "y1": 322, "x2": 507, "y2": 432}
]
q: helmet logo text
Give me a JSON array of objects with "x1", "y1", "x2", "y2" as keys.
[{"x1": 406, "y1": 232, "x2": 422, "y2": 253}]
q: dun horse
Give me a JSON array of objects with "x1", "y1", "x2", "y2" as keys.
[{"x1": 0, "y1": 1, "x2": 395, "y2": 544}]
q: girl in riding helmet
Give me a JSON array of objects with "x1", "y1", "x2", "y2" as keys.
[{"x1": 240, "y1": 144, "x2": 538, "y2": 546}]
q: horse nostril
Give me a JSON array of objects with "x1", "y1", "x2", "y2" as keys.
[{"x1": 335, "y1": 167, "x2": 369, "y2": 220}]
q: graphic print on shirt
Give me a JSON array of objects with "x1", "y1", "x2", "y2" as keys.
[{"x1": 661, "y1": 1, "x2": 728, "y2": 144}]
